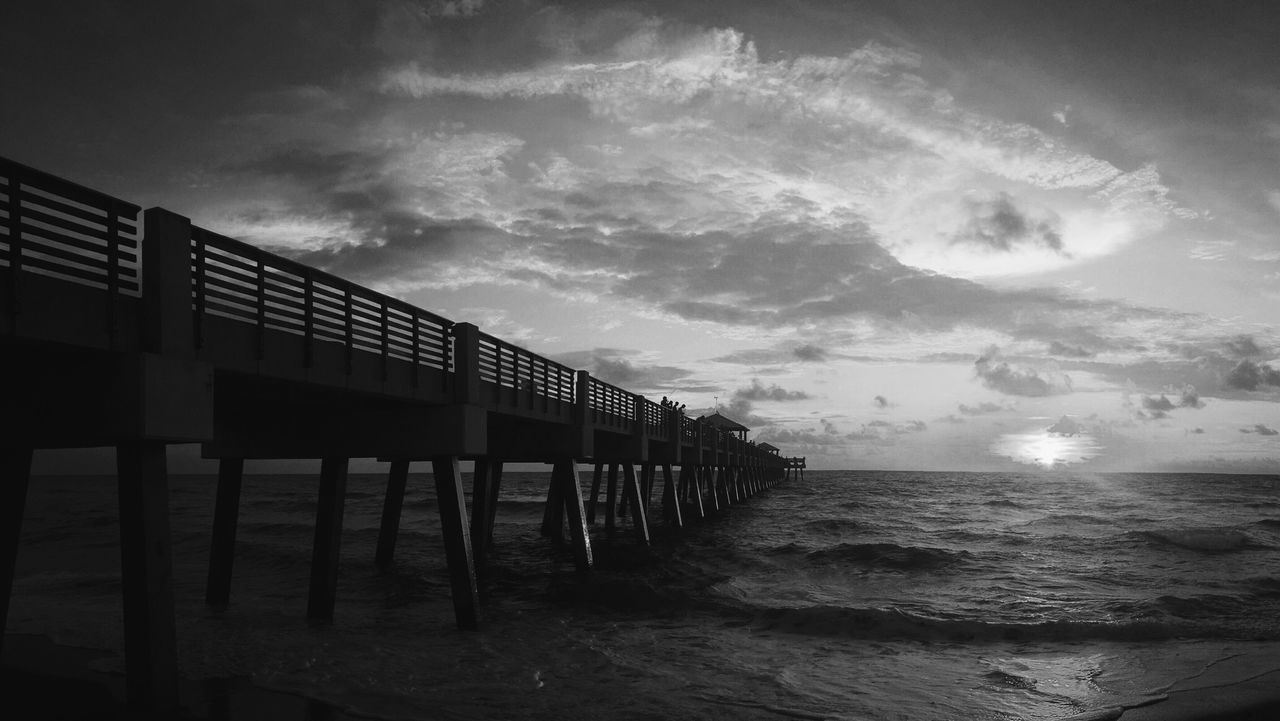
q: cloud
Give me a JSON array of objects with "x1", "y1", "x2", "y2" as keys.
[
  {"x1": 1225, "y1": 360, "x2": 1280, "y2": 391},
  {"x1": 1048, "y1": 341, "x2": 1095, "y2": 358},
  {"x1": 959, "y1": 402, "x2": 1007, "y2": 415},
  {"x1": 951, "y1": 192, "x2": 1065, "y2": 254},
  {"x1": 1047, "y1": 415, "x2": 1082, "y2": 436},
  {"x1": 874, "y1": 395, "x2": 890, "y2": 409},
  {"x1": 1240, "y1": 424, "x2": 1279, "y2": 436},
  {"x1": 1226, "y1": 335, "x2": 1264, "y2": 357},
  {"x1": 974, "y1": 347, "x2": 1072, "y2": 397},
  {"x1": 793, "y1": 344, "x2": 829, "y2": 362},
  {"x1": 733, "y1": 379, "x2": 810, "y2": 402},
  {"x1": 1141, "y1": 395, "x2": 1175, "y2": 412},
  {"x1": 550, "y1": 348, "x2": 690, "y2": 389}
]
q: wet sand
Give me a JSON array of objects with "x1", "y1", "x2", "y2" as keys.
[
  {"x1": 7, "y1": 632, "x2": 1280, "y2": 720},
  {"x1": 1, "y1": 634, "x2": 353, "y2": 720}
]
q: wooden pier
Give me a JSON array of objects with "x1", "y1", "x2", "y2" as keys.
[{"x1": 0, "y1": 157, "x2": 801, "y2": 713}]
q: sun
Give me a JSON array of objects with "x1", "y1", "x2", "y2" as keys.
[{"x1": 990, "y1": 428, "x2": 1103, "y2": 469}]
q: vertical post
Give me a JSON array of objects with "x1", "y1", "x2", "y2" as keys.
[
  {"x1": 205, "y1": 457, "x2": 244, "y2": 607},
  {"x1": 622, "y1": 463, "x2": 650, "y2": 545},
  {"x1": 343, "y1": 289, "x2": 353, "y2": 375},
  {"x1": 115, "y1": 441, "x2": 178, "y2": 713},
  {"x1": 375, "y1": 459, "x2": 410, "y2": 571},
  {"x1": 255, "y1": 258, "x2": 265, "y2": 361},
  {"x1": 1, "y1": 446, "x2": 34, "y2": 651},
  {"x1": 661, "y1": 463, "x2": 682, "y2": 529},
  {"x1": 380, "y1": 301, "x2": 389, "y2": 381},
  {"x1": 452, "y1": 322, "x2": 482, "y2": 404},
  {"x1": 141, "y1": 208, "x2": 194, "y2": 358},
  {"x1": 105, "y1": 202, "x2": 120, "y2": 347},
  {"x1": 191, "y1": 229, "x2": 206, "y2": 350},
  {"x1": 308, "y1": 457, "x2": 348, "y2": 623},
  {"x1": 409, "y1": 314, "x2": 420, "y2": 388},
  {"x1": 554, "y1": 460, "x2": 593, "y2": 572},
  {"x1": 302, "y1": 269, "x2": 314, "y2": 368},
  {"x1": 4, "y1": 165, "x2": 23, "y2": 326},
  {"x1": 431, "y1": 456, "x2": 478, "y2": 630},
  {"x1": 586, "y1": 462, "x2": 604, "y2": 524},
  {"x1": 605, "y1": 462, "x2": 619, "y2": 533}
]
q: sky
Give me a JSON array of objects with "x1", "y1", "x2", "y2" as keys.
[{"x1": 4, "y1": 0, "x2": 1280, "y2": 472}]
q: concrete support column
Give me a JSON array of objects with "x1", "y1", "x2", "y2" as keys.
[
  {"x1": 622, "y1": 463, "x2": 650, "y2": 545},
  {"x1": 553, "y1": 460, "x2": 593, "y2": 572},
  {"x1": 471, "y1": 458, "x2": 502, "y2": 561},
  {"x1": 375, "y1": 459, "x2": 410, "y2": 571},
  {"x1": 308, "y1": 457, "x2": 348, "y2": 622},
  {"x1": 141, "y1": 208, "x2": 194, "y2": 357},
  {"x1": 205, "y1": 457, "x2": 244, "y2": 607},
  {"x1": 115, "y1": 441, "x2": 179, "y2": 713},
  {"x1": 661, "y1": 463, "x2": 682, "y2": 529},
  {"x1": 431, "y1": 456, "x2": 478, "y2": 630},
  {"x1": 452, "y1": 323, "x2": 482, "y2": 404},
  {"x1": 1, "y1": 446, "x2": 34, "y2": 651}
]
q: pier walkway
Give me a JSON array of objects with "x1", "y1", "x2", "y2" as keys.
[{"x1": 0, "y1": 157, "x2": 798, "y2": 712}]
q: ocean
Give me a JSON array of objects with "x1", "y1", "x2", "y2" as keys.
[{"x1": 8, "y1": 469, "x2": 1280, "y2": 720}]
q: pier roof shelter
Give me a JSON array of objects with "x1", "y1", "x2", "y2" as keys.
[
  {"x1": 701, "y1": 411, "x2": 749, "y2": 441},
  {"x1": 757, "y1": 442, "x2": 781, "y2": 454}
]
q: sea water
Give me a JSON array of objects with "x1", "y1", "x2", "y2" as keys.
[{"x1": 9, "y1": 470, "x2": 1280, "y2": 720}]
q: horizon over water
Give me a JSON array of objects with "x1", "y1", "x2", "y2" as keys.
[{"x1": 9, "y1": 469, "x2": 1280, "y2": 720}]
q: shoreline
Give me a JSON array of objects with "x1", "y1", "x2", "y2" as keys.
[
  {"x1": 8, "y1": 633, "x2": 1280, "y2": 721},
  {"x1": 0, "y1": 634, "x2": 357, "y2": 720}
]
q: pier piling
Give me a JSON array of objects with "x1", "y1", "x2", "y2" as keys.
[
  {"x1": 115, "y1": 441, "x2": 179, "y2": 713},
  {"x1": 431, "y1": 456, "x2": 479, "y2": 630},
  {"x1": 0, "y1": 446, "x2": 33, "y2": 652},
  {"x1": 307, "y1": 457, "x2": 348, "y2": 623},
  {"x1": 206, "y1": 457, "x2": 244, "y2": 606},
  {"x1": 375, "y1": 459, "x2": 410, "y2": 571}
]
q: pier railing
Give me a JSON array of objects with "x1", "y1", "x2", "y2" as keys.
[{"x1": 1, "y1": 156, "x2": 788, "y2": 468}]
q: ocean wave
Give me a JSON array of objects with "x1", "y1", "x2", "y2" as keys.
[
  {"x1": 1255, "y1": 518, "x2": 1280, "y2": 529},
  {"x1": 982, "y1": 499, "x2": 1024, "y2": 509},
  {"x1": 800, "y1": 518, "x2": 864, "y2": 536},
  {"x1": 1128, "y1": 528, "x2": 1253, "y2": 552},
  {"x1": 749, "y1": 604, "x2": 1253, "y2": 643},
  {"x1": 802, "y1": 542, "x2": 971, "y2": 571}
]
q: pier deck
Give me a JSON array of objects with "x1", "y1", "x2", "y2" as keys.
[{"x1": 0, "y1": 157, "x2": 799, "y2": 712}]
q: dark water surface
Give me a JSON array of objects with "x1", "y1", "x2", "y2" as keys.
[{"x1": 10, "y1": 470, "x2": 1280, "y2": 720}]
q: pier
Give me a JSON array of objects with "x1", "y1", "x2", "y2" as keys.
[{"x1": 0, "y1": 157, "x2": 799, "y2": 712}]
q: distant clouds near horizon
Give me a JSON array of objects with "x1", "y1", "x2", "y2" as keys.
[{"x1": 4, "y1": 1, "x2": 1280, "y2": 472}]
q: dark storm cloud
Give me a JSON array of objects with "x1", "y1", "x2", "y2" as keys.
[
  {"x1": 874, "y1": 395, "x2": 889, "y2": 408},
  {"x1": 1225, "y1": 360, "x2": 1280, "y2": 391},
  {"x1": 974, "y1": 347, "x2": 1071, "y2": 397},
  {"x1": 952, "y1": 193, "x2": 1064, "y2": 254},
  {"x1": 1142, "y1": 395, "x2": 1176, "y2": 412},
  {"x1": 733, "y1": 379, "x2": 810, "y2": 402},
  {"x1": 1240, "y1": 424, "x2": 1279, "y2": 436}
]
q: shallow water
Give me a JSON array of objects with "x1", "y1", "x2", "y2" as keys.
[{"x1": 10, "y1": 470, "x2": 1280, "y2": 720}]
